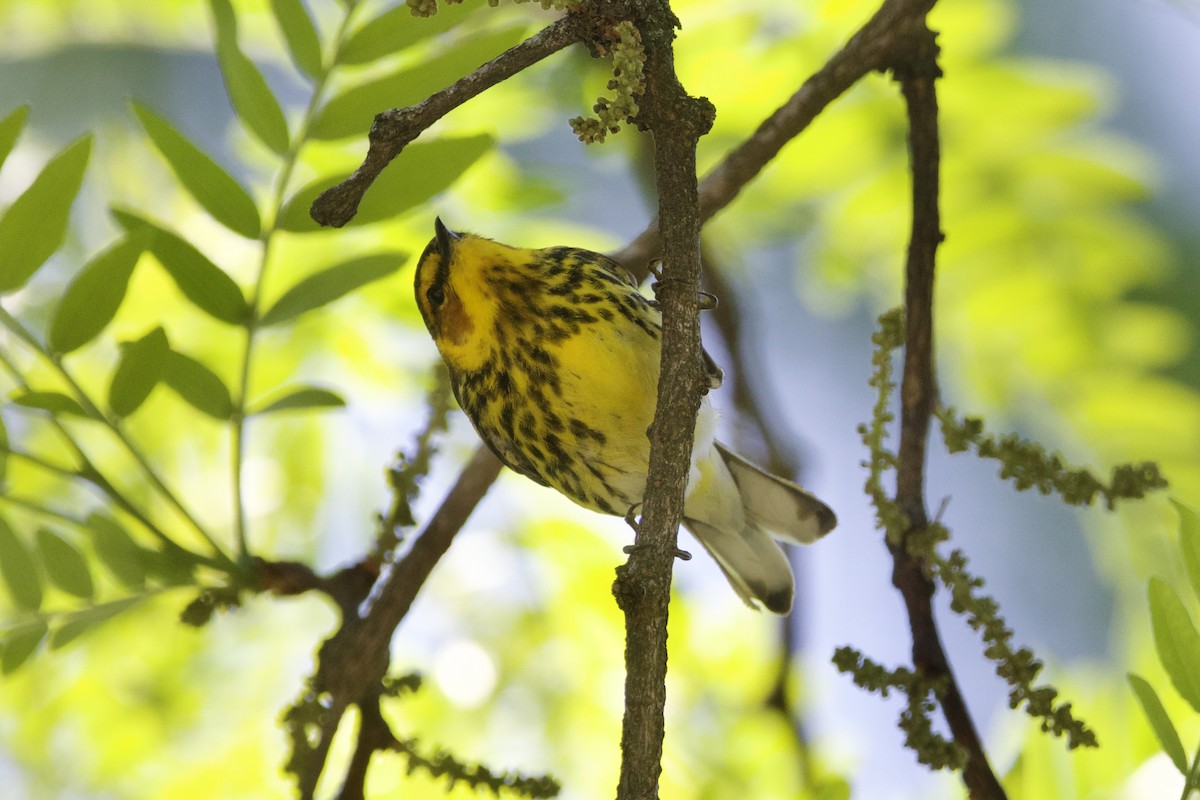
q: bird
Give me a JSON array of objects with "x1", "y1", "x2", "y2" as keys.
[{"x1": 413, "y1": 218, "x2": 836, "y2": 613}]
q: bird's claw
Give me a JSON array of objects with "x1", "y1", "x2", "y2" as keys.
[
  {"x1": 623, "y1": 503, "x2": 642, "y2": 532},
  {"x1": 622, "y1": 505, "x2": 691, "y2": 559},
  {"x1": 621, "y1": 542, "x2": 693, "y2": 561},
  {"x1": 645, "y1": 260, "x2": 719, "y2": 311}
]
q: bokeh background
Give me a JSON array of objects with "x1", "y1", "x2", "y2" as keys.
[{"x1": 0, "y1": 0, "x2": 1197, "y2": 798}]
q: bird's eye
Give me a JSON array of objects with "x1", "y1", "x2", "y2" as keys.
[{"x1": 427, "y1": 285, "x2": 446, "y2": 308}]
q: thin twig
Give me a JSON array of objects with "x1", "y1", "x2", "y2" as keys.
[
  {"x1": 232, "y1": 4, "x2": 364, "y2": 565},
  {"x1": 310, "y1": 13, "x2": 587, "y2": 227}
]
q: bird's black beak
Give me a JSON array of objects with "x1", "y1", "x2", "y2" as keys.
[{"x1": 434, "y1": 217, "x2": 459, "y2": 265}]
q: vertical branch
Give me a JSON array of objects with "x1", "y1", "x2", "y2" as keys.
[
  {"x1": 611, "y1": 2, "x2": 714, "y2": 798},
  {"x1": 888, "y1": 24, "x2": 1007, "y2": 800}
]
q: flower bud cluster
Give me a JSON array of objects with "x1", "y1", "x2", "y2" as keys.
[{"x1": 570, "y1": 20, "x2": 646, "y2": 143}]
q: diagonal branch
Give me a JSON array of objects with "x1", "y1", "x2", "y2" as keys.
[
  {"x1": 285, "y1": 445, "x2": 503, "y2": 800},
  {"x1": 310, "y1": 13, "x2": 587, "y2": 227},
  {"x1": 612, "y1": 0, "x2": 940, "y2": 271}
]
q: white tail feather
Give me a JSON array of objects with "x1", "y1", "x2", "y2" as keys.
[
  {"x1": 684, "y1": 518, "x2": 795, "y2": 613},
  {"x1": 681, "y1": 440, "x2": 837, "y2": 613},
  {"x1": 714, "y1": 441, "x2": 836, "y2": 544}
]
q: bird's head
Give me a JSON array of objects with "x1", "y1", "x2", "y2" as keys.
[{"x1": 414, "y1": 218, "x2": 516, "y2": 373}]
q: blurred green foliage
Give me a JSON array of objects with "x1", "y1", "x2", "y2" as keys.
[{"x1": 0, "y1": 0, "x2": 1193, "y2": 798}]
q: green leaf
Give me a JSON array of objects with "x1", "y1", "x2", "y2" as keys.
[
  {"x1": 0, "y1": 105, "x2": 30, "y2": 172},
  {"x1": 1149, "y1": 577, "x2": 1200, "y2": 713},
  {"x1": 2, "y1": 620, "x2": 48, "y2": 674},
  {"x1": 35, "y1": 528, "x2": 94, "y2": 600},
  {"x1": 310, "y1": 26, "x2": 527, "y2": 140},
  {"x1": 277, "y1": 135, "x2": 492, "y2": 232},
  {"x1": 0, "y1": 135, "x2": 92, "y2": 293},
  {"x1": 87, "y1": 513, "x2": 149, "y2": 589},
  {"x1": 163, "y1": 350, "x2": 234, "y2": 420},
  {"x1": 109, "y1": 327, "x2": 170, "y2": 417},
  {"x1": 260, "y1": 252, "x2": 405, "y2": 325},
  {"x1": 338, "y1": 1, "x2": 473, "y2": 66},
  {"x1": 1174, "y1": 499, "x2": 1200, "y2": 606},
  {"x1": 274, "y1": 175, "x2": 343, "y2": 232},
  {"x1": 1128, "y1": 672, "x2": 1187, "y2": 774},
  {"x1": 357, "y1": 136, "x2": 492, "y2": 224},
  {"x1": 9, "y1": 390, "x2": 89, "y2": 418},
  {"x1": 132, "y1": 102, "x2": 261, "y2": 238},
  {"x1": 0, "y1": 515, "x2": 42, "y2": 611},
  {"x1": 252, "y1": 386, "x2": 345, "y2": 415},
  {"x1": 270, "y1": 0, "x2": 323, "y2": 78},
  {"x1": 209, "y1": 0, "x2": 291, "y2": 155},
  {"x1": 113, "y1": 210, "x2": 248, "y2": 324},
  {"x1": 50, "y1": 597, "x2": 142, "y2": 650},
  {"x1": 48, "y1": 234, "x2": 146, "y2": 355},
  {"x1": 144, "y1": 541, "x2": 200, "y2": 587}
]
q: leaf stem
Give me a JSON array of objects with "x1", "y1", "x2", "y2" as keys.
[
  {"x1": 0, "y1": 445, "x2": 80, "y2": 482},
  {"x1": 228, "y1": 1, "x2": 364, "y2": 564},
  {"x1": 1182, "y1": 737, "x2": 1200, "y2": 800},
  {"x1": 0, "y1": 493, "x2": 89, "y2": 529}
]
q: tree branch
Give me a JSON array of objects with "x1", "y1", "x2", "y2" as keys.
[
  {"x1": 310, "y1": 13, "x2": 587, "y2": 227},
  {"x1": 286, "y1": 445, "x2": 503, "y2": 800},
  {"x1": 296, "y1": 2, "x2": 1010, "y2": 797},
  {"x1": 610, "y1": 2, "x2": 713, "y2": 798},
  {"x1": 887, "y1": 21, "x2": 1008, "y2": 800},
  {"x1": 612, "y1": 0, "x2": 938, "y2": 271}
]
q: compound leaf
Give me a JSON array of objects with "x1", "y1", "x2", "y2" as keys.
[
  {"x1": 10, "y1": 390, "x2": 89, "y2": 418},
  {"x1": 1128, "y1": 672, "x2": 1187, "y2": 774},
  {"x1": 277, "y1": 135, "x2": 491, "y2": 232},
  {"x1": 113, "y1": 210, "x2": 248, "y2": 324},
  {"x1": 1174, "y1": 499, "x2": 1200, "y2": 607},
  {"x1": 310, "y1": 27, "x2": 525, "y2": 140},
  {"x1": 1149, "y1": 577, "x2": 1200, "y2": 714},
  {"x1": 1, "y1": 620, "x2": 48, "y2": 674},
  {"x1": 209, "y1": 0, "x2": 290, "y2": 154},
  {"x1": 338, "y1": 1, "x2": 472, "y2": 66},
  {"x1": 50, "y1": 597, "x2": 143, "y2": 650},
  {"x1": 270, "y1": 0, "x2": 323, "y2": 77},
  {"x1": 0, "y1": 105, "x2": 30, "y2": 172},
  {"x1": 87, "y1": 513, "x2": 149, "y2": 589}
]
